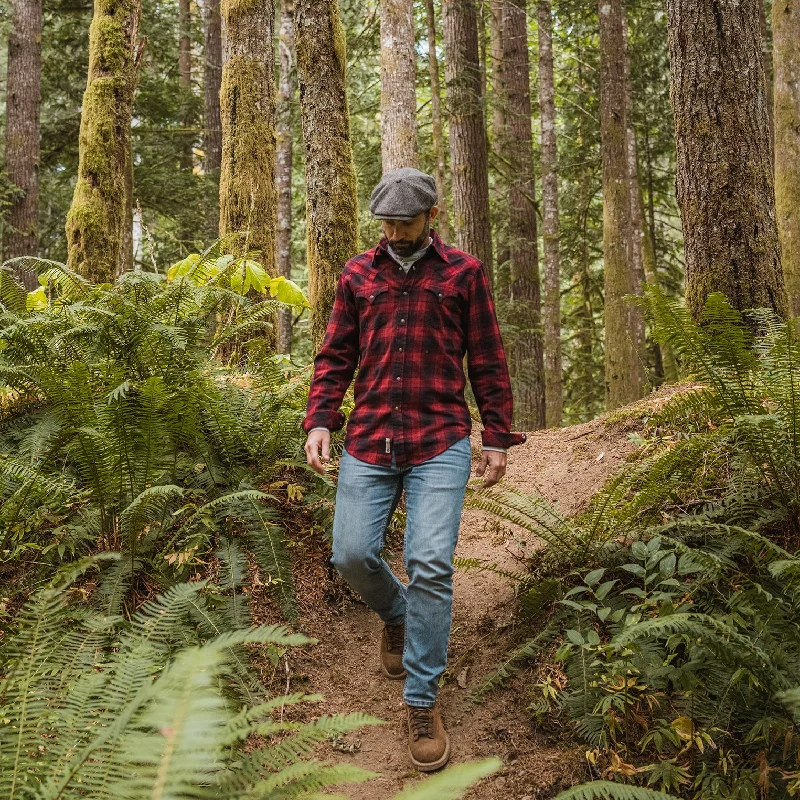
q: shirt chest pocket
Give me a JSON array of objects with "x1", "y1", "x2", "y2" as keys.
[{"x1": 420, "y1": 283, "x2": 466, "y2": 353}]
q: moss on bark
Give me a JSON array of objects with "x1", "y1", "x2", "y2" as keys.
[{"x1": 65, "y1": 0, "x2": 139, "y2": 284}]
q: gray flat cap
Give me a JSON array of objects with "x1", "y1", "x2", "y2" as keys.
[{"x1": 369, "y1": 167, "x2": 437, "y2": 220}]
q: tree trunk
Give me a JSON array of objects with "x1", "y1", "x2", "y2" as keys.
[
  {"x1": 501, "y1": 0, "x2": 544, "y2": 430},
  {"x1": 488, "y1": 0, "x2": 508, "y2": 275},
  {"x1": 759, "y1": 0, "x2": 774, "y2": 150},
  {"x1": 276, "y1": 0, "x2": 295, "y2": 354},
  {"x1": 774, "y1": 0, "x2": 800, "y2": 317},
  {"x1": 203, "y1": 0, "x2": 223, "y2": 238},
  {"x1": 294, "y1": 0, "x2": 360, "y2": 351},
  {"x1": 667, "y1": 0, "x2": 787, "y2": 319},
  {"x1": 622, "y1": 19, "x2": 647, "y2": 396},
  {"x1": 65, "y1": 0, "x2": 141, "y2": 284},
  {"x1": 179, "y1": 0, "x2": 193, "y2": 173},
  {"x1": 219, "y1": 0, "x2": 277, "y2": 275},
  {"x1": 538, "y1": 0, "x2": 562, "y2": 426},
  {"x1": 599, "y1": 0, "x2": 639, "y2": 409},
  {"x1": 380, "y1": 0, "x2": 418, "y2": 171},
  {"x1": 3, "y1": 0, "x2": 42, "y2": 288},
  {"x1": 443, "y1": 0, "x2": 493, "y2": 279},
  {"x1": 424, "y1": 0, "x2": 450, "y2": 242}
]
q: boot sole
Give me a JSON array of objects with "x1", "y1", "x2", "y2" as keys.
[{"x1": 409, "y1": 732, "x2": 450, "y2": 772}]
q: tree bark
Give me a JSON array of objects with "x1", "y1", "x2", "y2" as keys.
[
  {"x1": 502, "y1": 0, "x2": 544, "y2": 430},
  {"x1": 443, "y1": 0, "x2": 493, "y2": 279},
  {"x1": 488, "y1": 0, "x2": 508, "y2": 274},
  {"x1": 276, "y1": 0, "x2": 295, "y2": 353},
  {"x1": 599, "y1": 0, "x2": 639, "y2": 409},
  {"x1": 203, "y1": 0, "x2": 223, "y2": 238},
  {"x1": 179, "y1": 0, "x2": 193, "y2": 173},
  {"x1": 219, "y1": 0, "x2": 277, "y2": 275},
  {"x1": 759, "y1": 0, "x2": 774, "y2": 150},
  {"x1": 3, "y1": 0, "x2": 42, "y2": 288},
  {"x1": 380, "y1": 0, "x2": 418, "y2": 171},
  {"x1": 667, "y1": 0, "x2": 787, "y2": 319},
  {"x1": 774, "y1": 0, "x2": 800, "y2": 317},
  {"x1": 65, "y1": 0, "x2": 141, "y2": 284},
  {"x1": 424, "y1": 0, "x2": 450, "y2": 242},
  {"x1": 294, "y1": 0, "x2": 360, "y2": 351},
  {"x1": 538, "y1": 0, "x2": 562, "y2": 426}
]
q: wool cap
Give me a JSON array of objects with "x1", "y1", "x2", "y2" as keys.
[{"x1": 369, "y1": 167, "x2": 438, "y2": 221}]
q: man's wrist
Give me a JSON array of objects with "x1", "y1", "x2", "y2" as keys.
[
  {"x1": 482, "y1": 446, "x2": 507, "y2": 454},
  {"x1": 309, "y1": 427, "x2": 330, "y2": 434}
]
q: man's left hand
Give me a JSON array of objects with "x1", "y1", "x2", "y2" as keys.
[{"x1": 476, "y1": 450, "x2": 507, "y2": 488}]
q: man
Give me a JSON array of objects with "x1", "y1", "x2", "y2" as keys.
[{"x1": 303, "y1": 167, "x2": 526, "y2": 772}]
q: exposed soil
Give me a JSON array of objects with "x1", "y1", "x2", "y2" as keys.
[{"x1": 250, "y1": 385, "x2": 695, "y2": 799}]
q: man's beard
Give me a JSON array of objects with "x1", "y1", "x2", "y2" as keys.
[{"x1": 390, "y1": 219, "x2": 430, "y2": 258}]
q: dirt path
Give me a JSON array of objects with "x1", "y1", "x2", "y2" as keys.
[{"x1": 251, "y1": 398, "x2": 674, "y2": 798}]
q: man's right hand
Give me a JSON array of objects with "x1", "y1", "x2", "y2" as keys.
[{"x1": 304, "y1": 429, "x2": 331, "y2": 475}]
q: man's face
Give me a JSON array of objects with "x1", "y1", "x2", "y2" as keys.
[{"x1": 381, "y1": 207, "x2": 439, "y2": 257}]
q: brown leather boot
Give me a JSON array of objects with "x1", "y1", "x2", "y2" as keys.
[
  {"x1": 380, "y1": 622, "x2": 406, "y2": 679},
  {"x1": 406, "y1": 702, "x2": 450, "y2": 772}
]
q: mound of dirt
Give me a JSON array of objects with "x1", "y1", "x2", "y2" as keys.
[{"x1": 250, "y1": 385, "x2": 693, "y2": 799}]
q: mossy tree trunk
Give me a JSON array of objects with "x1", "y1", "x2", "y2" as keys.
[
  {"x1": 219, "y1": 0, "x2": 277, "y2": 279},
  {"x1": 502, "y1": 0, "x2": 544, "y2": 430},
  {"x1": 65, "y1": 0, "x2": 141, "y2": 284},
  {"x1": 203, "y1": 0, "x2": 223, "y2": 238},
  {"x1": 179, "y1": 0, "x2": 193, "y2": 172},
  {"x1": 599, "y1": 0, "x2": 640, "y2": 409},
  {"x1": 538, "y1": 0, "x2": 562, "y2": 426},
  {"x1": 443, "y1": 0, "x2": 493, "y2": 279},
  {"x1": 380, "y1": 0, "x2": 418, "y2": 171},
  {"x1": 424, "y1": 0, "x2": 450, "y2": 242},
  {"x1": 3, "y1": 0, "x2": 42, "y2": 288},
  {"x1": 276, "y1": 0, "x2": 295, "y2": 353},
  {"x1": 774, "y1": 0, "x2": 800, "y2": 317},
  {"x1": 294, "y1": 0, "x2": 359, "y2": 351},
  {"x1": 666, "y1": 0, "x2": 788, "y2": 319}
]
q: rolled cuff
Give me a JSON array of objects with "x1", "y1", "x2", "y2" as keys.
[
  {"x1": 302, "y1": 410, "x2": 346, "y2": 433},
  {"x1": 481, "y1": 430, "x2": 527, "y2": 449}
]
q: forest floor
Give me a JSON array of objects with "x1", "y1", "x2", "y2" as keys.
[{"x1": 250, "y1": 386, "x2": 692, "y2": 799}]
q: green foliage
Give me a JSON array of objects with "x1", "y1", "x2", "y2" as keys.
[
  {"x1": 0, "y1": 254, "x2": 324, "y2": 617},
  {"x1": 473, "y1": 294, "x2": 800, "y2": 797}
]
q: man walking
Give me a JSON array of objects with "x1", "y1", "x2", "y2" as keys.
[{"x1": 303, "y1": 167, "x2": 526, "y2": 771}]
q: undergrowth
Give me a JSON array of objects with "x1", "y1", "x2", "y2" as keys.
[{"x1": 467, "y1": 292, "x2": 800, "y2": 799}]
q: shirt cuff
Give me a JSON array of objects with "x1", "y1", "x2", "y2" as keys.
[
  {"x1": 309, "y1": 427, "x2": 330, "y2": 433},
  {"x1": 302, "y1": 411, "x2": 346, "y2": 433},
  {"x1": 481, "y1": 430, "x2": 527, "y2": 449},
  {"x1": 482, "y1": 446, "x2": 507, "y2": 453}
]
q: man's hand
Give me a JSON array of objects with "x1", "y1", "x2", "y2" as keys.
[
  {"x1": 476, "y1": 450, "x2": 506, "y2": 488},
  {"x1": 305, "y1": 429, "x2": 331, "y2": 475}
]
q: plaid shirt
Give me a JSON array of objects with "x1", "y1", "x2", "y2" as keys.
[{"x1": 302, "y1": 231, "x2": 527, "y2": 467}]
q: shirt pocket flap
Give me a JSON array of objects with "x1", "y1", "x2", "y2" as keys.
[
  {"x1": 355, "y1": 285, "x2": 389, "y2": 304},
  {"x1": 423, "y1": 284, "x2": 462, "y2": 304}
]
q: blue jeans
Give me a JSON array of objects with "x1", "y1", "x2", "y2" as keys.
[{"x1": 331, "y1": 436, "x2": 472, "y2": 707}]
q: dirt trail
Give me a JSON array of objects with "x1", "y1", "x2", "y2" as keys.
[{"x1": 252, "y1": 394, "x2": 681, "y2": 798}]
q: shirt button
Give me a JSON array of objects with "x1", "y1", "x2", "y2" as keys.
[
  {"x1": 400, "y1": 318, "x2": 405, "y2": 323},
  {"x1": 394, "y1": 405, "x2": 399, "y2": 410},
  {"x1": 403, "y1": 291, "x2": 408, "y2": 296},
  {"x1": 438, "y1": 293, "x2": 443, "y2": 299},
  {"x1": 398, "y1": 347, "x2": 403, "y2": 351},
  {"x1": 396, "y1": 376, "x2": 400, "y2": 380},
  {"x1": 369, "y1": 294, "x2": 374, "y2": 301}
]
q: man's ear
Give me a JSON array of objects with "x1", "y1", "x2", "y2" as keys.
[{"x1": 429, "y1": 206, "x2": 439, "y2": 221}]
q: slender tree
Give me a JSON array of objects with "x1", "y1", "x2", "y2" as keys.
[
  {"x1": 599, "y1": 0, "x2": 640, "y2": 408},
  {"x1": 219, "y1": 0, "x2": 277, "y2": 274},
  {"x1": 65, "y1": 0, "x2": 141, "y2": 283},
  {"x1": 179, "y1": 0, "x2": 192, "y2": 168},
  {"x1": 294, "y1": 0, "x2": 360, "y2": 351},
  {"x1": 774, "y1": 0, "x2": 800, "y2": 317},
  {"x1": 443, "y1": 0, "x2": 493, "y2": 278},
  {"x1": 380, "y1": 0, "x2": 418, "y2": 171},
  {"x1": 424, "y1": 0, "x2": 450, "y2": 242},
  {"x1": 667, "y1": 0, "x2": 787, "y2": 319},
  {"x1": 276, "y1": 0, "x2": 295, "y2": 353},
  {"x1": 502, "y1": 0, "x2": 544, "y2": 430},
  {"x1": 203, "y1": 0, "x2": 223, "y2": 237},
  {"x1": 759, "y1": 0, "x2": 774, "y2": 148},
  {"x1": 3, "y1": 0, "x2": 42, "y2": 287},
  {"x1": 538, "y1": 0, "x2": 562, "y2": 425},
  {"x1": 488, "y1": 0, "x2": 508, "y2": 275}
]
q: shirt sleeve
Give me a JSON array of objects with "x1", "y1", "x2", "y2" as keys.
[
  {"x1": 464, "y1": 263, "x2": 528, "y2": 450},
  {"x1": 302, "y1": 270, "x2": 359, "y2": 433}
]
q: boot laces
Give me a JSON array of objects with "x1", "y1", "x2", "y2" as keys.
[
  {"x1": 386, "y1": 623, "x2": 405, "y2": 652},
  {"x1": 409, "y1": 706, "x2": 435, "y2": 741}
]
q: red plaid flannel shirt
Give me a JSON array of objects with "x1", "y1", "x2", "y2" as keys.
[{"x1": 302, "y1": 231, "x2": 527, "y2": 467}]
